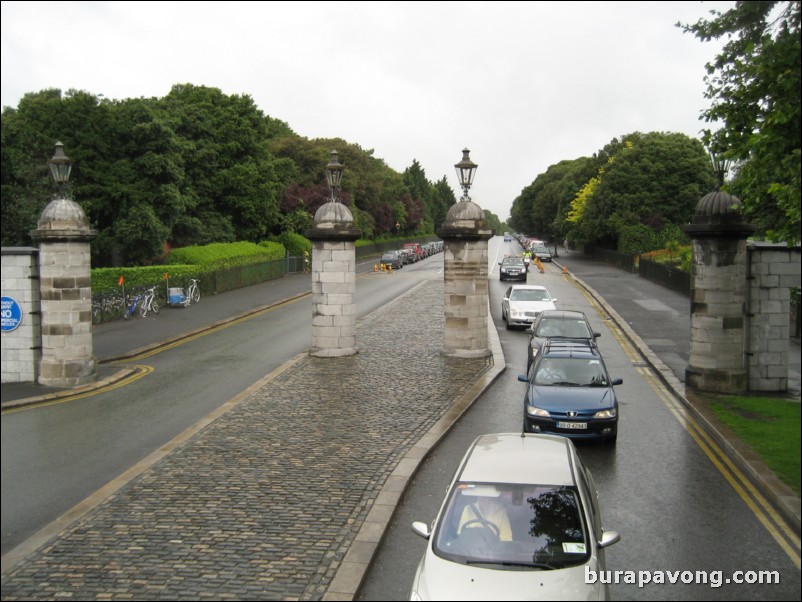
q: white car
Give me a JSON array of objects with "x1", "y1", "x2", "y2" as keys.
[
  {"x1": 501, "y1": 284, "x2": 557, "y2": 329},
  {"x1": 410, "y1": 433, "x2": 620, "y2": 601}
]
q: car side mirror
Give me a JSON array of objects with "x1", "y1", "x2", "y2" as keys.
[
  {"x1": 518, "y1": 374, "x2": 528, "y2": 382},
  {"x1": 552, "y1": 299, "x2": 558, "y2": 303},
  {"x1": 411, "y1": 521, "x2": 431, "y2": 540},
  {"x1": 611, "y1": 378, "x2": 623, "y2": 386},
  {"x1": 598, "y1": 530, "x2": 620, "y2": 549},
  {"x1": 593, "y1": 332, "x2": 601, "y2": 339}
]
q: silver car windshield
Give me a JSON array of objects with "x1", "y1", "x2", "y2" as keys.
[{"x1": 432, "y1": 483, "x2": 590, "y2": 569}]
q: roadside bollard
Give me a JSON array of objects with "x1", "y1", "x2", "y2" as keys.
[
  {"x1": 538, "y1": 260, "x2": 545, "y2": 273},
  {"x1": 562, "y1": 265, "x2": 568, "y2": 274},
  {"x1": 374, "y1": 264, "x2": 378, "y2": 272}
]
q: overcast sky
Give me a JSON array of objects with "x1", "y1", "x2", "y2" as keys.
[{"x1": 1, "y1": 1, "x2": 734, "y2": 221}]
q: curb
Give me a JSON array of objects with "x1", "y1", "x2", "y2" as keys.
[
  {"x1": 555, "y1": 259, "x2": 801, "y2": 536},
  {"x1": 322, "y1": 298, "x2": 507, "y2": 601}
]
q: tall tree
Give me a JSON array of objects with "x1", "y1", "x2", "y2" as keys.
[
  {"x1": 679, "y1": 1, "x2": 801, "y2": 242},
  {"x1": 569, "y1": 132, "x2": 715, "y2": 250}
]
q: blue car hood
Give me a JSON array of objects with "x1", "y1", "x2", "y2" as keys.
[{"x1": 527, "y1": 384, "x2": 616, "y2": 411}]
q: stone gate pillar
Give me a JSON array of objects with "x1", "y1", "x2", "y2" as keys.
[
  {"x1": 30, "y1": 192, "x2": 97, "y2": 387},
  {"x1": 437, "y1": 201, "x2": 494, "y2": 358},
  {"x1": 684, "y1": 190, "x2": 755, "y2": 393},
  {"x1": 306, "y1": 201, "x2": 361, "y2": 357}
]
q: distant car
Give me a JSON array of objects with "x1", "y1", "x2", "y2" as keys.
[
  {"x1": 380, "y1": 252, "x2": 404, "y2": 270},
  {"x1": 518, "y1": 339, "x2": 622, "y2": 442},
  {"x1": 409, "y1": 433, "x2": 620, "y2": 601},
  {"x1": 501, "y1": 285, "x2": 557, "y2": 329},
  {"x1": 503, "y1": 232, "x2": 512, "y2": 242},
  {"x1": 526, "y1": 310, "x2": 600, "y2": 369},
  {"x1": 498, "y1": 257, "x2": 527, "y2": 281},
  {"x1": 531, "y1": 245, "x2": 552, "y2": 262}
]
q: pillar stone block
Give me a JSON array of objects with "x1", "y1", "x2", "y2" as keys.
[
  {"x1": 306, "y1": 202, "x2": 361, "y2": 357},
  {"x1": 30, "y1": 196, "x2": 97, "y2": 387},
  {"x1": 437, "y1": 200, "x2": 494, "y2": 358}
]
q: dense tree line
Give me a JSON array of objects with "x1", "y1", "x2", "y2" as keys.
[
  {"x1": 512, "y1": 2, "x2": 800, "y2": 251},
  {"x1": 1, "y1": 84, "x2": 462, "y2": 266},
  {"x1": 509, "y1": 132, "x2": 717, "y2": 254}
]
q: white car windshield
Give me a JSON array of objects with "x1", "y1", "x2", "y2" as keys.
[
  {"x1": 511, "y1": 289, "x2": 550, "y2": 302},
  {"x1": 432, "y1": 483, "x2": 590, "y2": 569}
]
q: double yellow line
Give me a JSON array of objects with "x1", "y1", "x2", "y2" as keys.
[{"x1": 566, "y1": 272, "x2": 801, "y2": 568}]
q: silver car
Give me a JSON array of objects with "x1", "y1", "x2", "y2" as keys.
[
  {"x1": 501, "y1": 285, "x2": 557, "y2": 329},
  {"x1": 410, "y1": 433, "x2": 620, "y2": 601}
]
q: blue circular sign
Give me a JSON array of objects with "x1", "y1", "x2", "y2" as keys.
[{"x1": 1, "y1": 296, "x2": 23, "y2": 332}]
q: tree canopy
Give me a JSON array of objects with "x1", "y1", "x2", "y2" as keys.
[
  {"x1": 509, "y1": 131, "x2": 715, "y2": 252},
  {"x1": 679, "y1": 0, "x2": 801, "y2": 243},
  {"x1": 1, "y1": 85, "x2": 458, "y2": 266}
]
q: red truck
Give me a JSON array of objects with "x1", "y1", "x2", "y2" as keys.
[{"x1": 404, "y1": 242, "x2": 425, "y2": 261}]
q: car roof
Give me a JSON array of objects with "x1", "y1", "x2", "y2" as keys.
[
  {"x1": 508, "y1": 284, "x2": 547, "y2": 291},
  {"x1": 458, "y1": 433, "x2": 576, "y2": 486},
  {"x1": 537, "y1": 310, "x2": 588, "y2": 320}
]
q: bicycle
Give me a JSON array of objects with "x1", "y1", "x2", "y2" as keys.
[
  {"x1": 186, "y1": 278, "x2": 201, "y2": 304},
  {"x1": 123, "y1": 287, "x2": 160, "y2": 319},
  {"x1": 122, "y1": 290, "x2": 145, "y2": 320},
  {"x1": 140, "y1": 286, "x2": 161, "y2": 317}
]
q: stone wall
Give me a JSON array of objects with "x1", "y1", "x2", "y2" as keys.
[
  {"x1": 1, "y1": 248, "x2": 41, "y2": 383},
  {"x1": 746, "y1": 243, "x2": 802, "y2": 391}
]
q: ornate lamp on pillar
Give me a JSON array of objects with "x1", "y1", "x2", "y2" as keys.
[
  {"x1": 30, "y1": 142, "x2": 97, "y2": 386},
  {"x1": 437, "y1": 148, "x2": 494, "y2": 358},
  {"x1": 454, "y1": 147, "x2": 478, "y2": 203},
  {"x1": 325, "y1": 150, "x2": 344, "y2": 203},
  {"x1": 307, "y1": 150, "x2": 362, "y2": 357}
]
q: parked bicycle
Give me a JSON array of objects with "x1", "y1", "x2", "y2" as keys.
[{"x1": 123, "y1": 286, "x2": 161, "y2": 320}]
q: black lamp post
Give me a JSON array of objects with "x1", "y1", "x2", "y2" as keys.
[
  {"x1": 325, "y1": 150, "x2": 344, "y2": 203},
  {"x1": 454, "y1": 148, "x2": 478, "y2": 202},
  {"x1": 709, "y1": 150, "x2": 730, "y2": 191},
  {"x1": 48, "y1": 141, "x2": 72, "y2": 198}
]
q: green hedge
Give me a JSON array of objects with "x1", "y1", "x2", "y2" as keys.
[
  {"x1": 168, "y1": 241, "x2": 284, "y2": 269},
  {"x1": 264, "y1": 233, "x2": 309, "y2": 256},
  {"x1": 92, "y1": 265, "x2": 198, "y2": 293}
]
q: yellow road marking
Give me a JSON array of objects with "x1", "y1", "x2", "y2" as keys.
[
  {"x1": 1, "y1": 366, "x2": 154, "y2": 414},
  {"x1": 562, "y1": 270, "x2": 800, "y2": 566}
]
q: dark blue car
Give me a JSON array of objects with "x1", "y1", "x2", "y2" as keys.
[{"x1": 518, "y1": 340, "x2": 622, "y2": 443}]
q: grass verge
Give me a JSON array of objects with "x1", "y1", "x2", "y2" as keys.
[{"x1": 700, "y1": 393, "x2": 800, "y2": 496}]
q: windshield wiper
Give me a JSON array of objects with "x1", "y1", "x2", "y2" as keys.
[{"x1": 465, "y1": 560, "x2": 557, "y2": 570}]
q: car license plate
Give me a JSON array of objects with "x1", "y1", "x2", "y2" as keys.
[{"x1": 557, "y1": 421, "x2": 587, "y2": 430}]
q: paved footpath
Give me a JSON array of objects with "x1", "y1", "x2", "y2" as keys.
[{"x1": 0, "y1": 278, "x2": 503, "y2": 601}]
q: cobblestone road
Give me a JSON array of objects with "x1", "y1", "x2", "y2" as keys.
[{"x1": 0, "y1": 279, "x2": 494, "y2": 600}]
